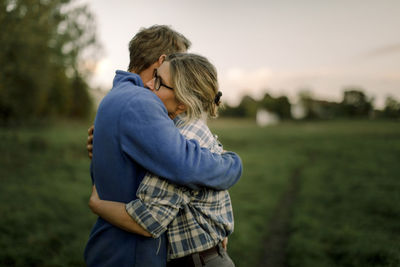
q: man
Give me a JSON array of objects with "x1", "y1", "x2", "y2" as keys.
[{"x1": 84, "y1": 25, "x2": 242, "y2": 267}]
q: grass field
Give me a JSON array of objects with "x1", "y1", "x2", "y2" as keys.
[{"x1": 1, "y1": 119, "x2": 399, "y2": 266}]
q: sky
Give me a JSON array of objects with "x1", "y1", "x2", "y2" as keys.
[{"x1": 82, "y1": 0, "x2": 400, "y2": 107}]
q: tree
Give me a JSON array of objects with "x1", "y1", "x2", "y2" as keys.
[
  {"x1": 259, "y1": 93, "x2": 291, "y2": 119},
  {"x1": 239, "y1": 95, "x2": 259, "y2": 118},
  {"x1": 0, "y1": 0, "x2": 99, "y2": 124},
  {"x1": 340, "y1": 89, "x2": 373, "y2": 118},
  {"x1": 219, "y1": 103, "x2": 246, "y2": 117},
  {"x1": 298, "y1": 90, "x2": 318, "y2": 119},
  {"x1": 383, "y1": 96, "x2": 400, "y2": 119},
  {"x1": 297, "y1": 90, "x2": 345, "y2": 120}
]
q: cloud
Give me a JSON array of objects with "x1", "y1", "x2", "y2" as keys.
[
  {"x1": 363, "y1": 43, "x2": 400, "y2": 58},
  {"x1": 224, "y1": 67, "x2": 272, "y2": 88}
]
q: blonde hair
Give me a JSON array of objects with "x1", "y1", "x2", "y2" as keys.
[
  {"x1": 128, "y1": 25, "x2": 191, "y2": 73},
  {"x1": 166, "y1": 53, "x2": 222, "y2": 124}
]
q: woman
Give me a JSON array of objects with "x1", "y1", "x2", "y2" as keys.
[{"x1": 89, "y1": 53, "x2": 236, "y2": 267}]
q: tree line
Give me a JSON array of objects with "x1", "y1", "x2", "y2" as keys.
[
  {"x1": 220, "y1": 88, "x2": 400, "y2": 120},
  {"x1": 0, "y1": 0, "x2": 99, "y2": 125}
]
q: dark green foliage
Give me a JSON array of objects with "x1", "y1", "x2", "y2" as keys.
[
  {"x1": 296, "y1": 89, "x2": 375, "y2": 120},
  {"x1": 298, "y1": 91, "x2": 343, "y2": 120},
  {"x1": 382, "y1": 96, "x2": 400, "y2": 118},
  {"x1": 69, "y1": 75, "x2": 93, "y2": 118},
  {"x1": 260, "y1": 93, "x2": 292, "y2": 119},
  {"x1": 340, "y1": 89, "x2": 374, "y2": 117},
  {"x1": 219, "y1": 103, "x2": 247, "y2": 117},
  {"x1": 0, "y1": 0, "x2": 99, "y2": 125},
  {"x1": 222, "y1": 89, "x2": 400, "y2": 120},
  {"x1": 220, "y1": 93, "x2": 293, "y2": 120}
]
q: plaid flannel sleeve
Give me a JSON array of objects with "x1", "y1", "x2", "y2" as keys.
[{"x1": 125, "y1": 173, "x2": 186, "y2": 238}]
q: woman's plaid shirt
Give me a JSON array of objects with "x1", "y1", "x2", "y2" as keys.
[{"x1": 125, "y1": 117, "x2": 234, "y2": 259}]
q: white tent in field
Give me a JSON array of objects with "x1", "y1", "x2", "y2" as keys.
[{"x1": 256, "y1": 109, "x2": 279, "y2": 127}]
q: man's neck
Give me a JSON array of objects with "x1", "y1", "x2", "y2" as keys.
[
  {"x1": 136, "y1": 67, "x2": 154, "y2": 85},
  {"x1": 127, "y1": 70, "x2": 143, "y2": 83}
]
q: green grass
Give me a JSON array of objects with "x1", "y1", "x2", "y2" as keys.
[
  {"x1": 284, "y1": 121, "x2": 400, "y2": 267},
  {"x1": 209, "y1": 119, "x2": 400, "y2": 267},
  {"x1": 0, "y1": 122, "x2": 95, "y2": 266},
  {"x1": 1, "y1": 119, "x2": 399, "y2": 266},
  {"x1": 209, "y1": 119, "x2": 309, "y2": 267}
]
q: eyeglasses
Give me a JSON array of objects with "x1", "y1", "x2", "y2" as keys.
[{"x1": 153, "y1": 69, "x2": 174, "y2": 91}]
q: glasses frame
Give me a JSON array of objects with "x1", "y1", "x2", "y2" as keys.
[{"x1": 154, "y1": 69, "x2": 174, "y2": 91}]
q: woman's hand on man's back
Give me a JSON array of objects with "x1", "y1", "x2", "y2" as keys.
[{"x1": 87, "y1": 125, "x2": 94, "y2": 159}]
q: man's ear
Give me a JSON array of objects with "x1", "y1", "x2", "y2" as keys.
[{"x1": 157, "y1": 54, "x2": 167, "y2": 66}]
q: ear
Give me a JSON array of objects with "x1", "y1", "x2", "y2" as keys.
[
  {"x1": 157, "y1": 54, "x2": 167, "y2": 66},
  {"x1": 175, "y1": 103, "x2": 187, "y2": 116}
]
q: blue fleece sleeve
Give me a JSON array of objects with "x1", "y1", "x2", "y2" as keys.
[{"x1": 119, "y1": 92, "x2": 242, "y2": 190}]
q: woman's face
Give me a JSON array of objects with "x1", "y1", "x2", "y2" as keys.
[{"x1": 146, "y1": 62, "x2": 185, "y2": 119}]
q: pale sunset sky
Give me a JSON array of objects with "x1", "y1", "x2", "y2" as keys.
[{"x1": 82, "y1": 0, "x2": 400, "y2": 107}]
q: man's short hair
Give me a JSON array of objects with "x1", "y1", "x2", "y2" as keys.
[{"x1": 128, "y1": 25, "x2": 191, "y2": 73}]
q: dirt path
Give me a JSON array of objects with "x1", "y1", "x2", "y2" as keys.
[{"x1": 258, "y1": 167, "x2": 301, "y2": 267}]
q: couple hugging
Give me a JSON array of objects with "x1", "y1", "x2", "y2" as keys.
[{"x1": 84, "y1": 25, "x2": 242, "y2": 267}]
